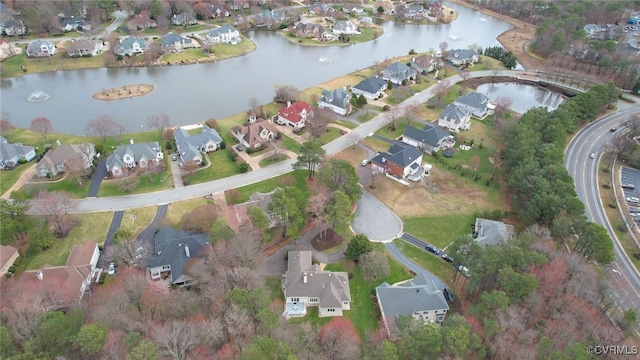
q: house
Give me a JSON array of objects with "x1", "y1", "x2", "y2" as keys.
[
  {"x1": 147, "y1": 227, "x2": 210, "y2": 287},
  {"x1": 318, "y1": 88, "x2": 352, "y2": 116},
  {"x1": 231, "y1": 112, "x2": 278, "y2": 150},
  {"x1": 359, "y1": 16, "x2": 373, "y2": 25},
  {"x1": 277, "y1": 101, "x2": 311, "y2": 129},
  {"x1": 60, "y1": 17, "x2": 90, "y2": 32},
  {"x1": 282, "y1": 250, "x2": 351, "y2": 318},
  {"x1": 171, "y1": 13, "x2": 197, "y2": 26},
  {"x1": 402, "y1": 123, "x2": 453, "y2": 154},
  {"x1": 371, "y1": 142, "x2": 425, "y2": 180},
  {"x1": 0, "y1": 19, "x2": 26, "y2": 36},
  {"x1": 410, "y1": 54, "x2": 443, "y2": 73},
  {"x1": 332, "y1": 20, "x2": 360, "y2": 35},
  {"x1": 292, "y1": 22, "x2": 326, "y2": 40},
  {"x1": 234, "y1": 189, "x2": 281, "y2": 228},
  {"x1": 204, "y1": 25, "x2": 241, "y2": 44},
  {"x1": 344, "y1": 5, "x2": 365, "y2": 15},
  {"x1": 404, "y1": 5, "x2": 427, "y2": 18},
  {"x1": 583, "y1": 24, "x2": 601, "y2": 37},
  {"x1": 0, "y1": 135, "x2": 36, "y2": 169},
  {"x1": 230, "y1": 0, "x2": 249, "y2": 10},
  {"x1": 453, "y1": 92, "x2": 495, "y2": 119},
  {"x1": 438, "y1": 104, "x2": 471, "y2": 132},
  {"x1": 255, "y1": 9, "x2": 287, "y2": 27},
  {"x1": 19, "y1": 240, "x2": 100, "y2": 306},
  {"x1": 66, "y1": 38, "x2": 102, "y2": 57},
  {"x1": 381, "y1": 62, "x2": 418, "y2": 85},
  {"x1": 36, "y1": 143, "x2": 96, "y2": 178},
  {"x1": 161, "y1": 32, "x2": 194, "y2": 53},
  {"x1": 0, "y1": 245, "x2": 20, "y2": 276},
  {"x1": 351, "y1": 77, "x2": 388, "y2": 100},
  {"x1": 114, "y1": 36, "x2": 147, "y2": 56},
  {"x1": 376, "y1": 273, "x2": 449, "y2": 338},
  {"x1": 211, "y1": 4, "x2": 230, "y2": 18},
  {"x1": 472, "y1": 218, "x2": 514, "y2": 247},
  {"x1": 105, "y1": 142, "x2": 164, "y2": 177},
  {"x1": 26, "y1": 40, "x2": 56, "y2": 57},
  {"x1": 173, "y1": 125, "x2": 223, "y2": 164},
  {"x1": 127, "y1": 11, "x2": 157, "y2": 31},
  {"x1": 446, "y1": 48, "x2": 479, "y2": 67},
  {"x1": 307, "y1": 3, "x2": 333, "y2": 16}
]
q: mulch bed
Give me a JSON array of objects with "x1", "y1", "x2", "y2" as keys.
[{"x1": 311, "y1": 228, "x2": 343, "y2": 251}]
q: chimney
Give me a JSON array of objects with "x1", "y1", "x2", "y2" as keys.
[
  {"x1": 36, "y1": 271, "x2": 43, "y2": 281},
  {"x1": 286, "y1": 101, "x2": 291, "y2": 108},
  {"x1": 303, "y1": 272, "x2": 307, "y2": 284},
  {"x1": 184, "y1": 243, "x2": 191, "y2": 258}
]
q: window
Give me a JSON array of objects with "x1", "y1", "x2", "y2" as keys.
[
  {"x1": 310, "y1": 298, "x2": 319, "y2": 303},
  {"x1": 291, "y1": 298, "x2": 299, "y2": 302},
  {"x1": 327, "y1": 308, "x2": 336, "y2": 312}
]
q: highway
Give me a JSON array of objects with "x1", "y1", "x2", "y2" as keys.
[{"x1": 564, "y1": 103, "x2": 640, "y2": 313}]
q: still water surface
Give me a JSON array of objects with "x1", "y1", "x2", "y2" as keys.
[{"x1": 476, "y1": 82, "x2": 565, "y2": 114}]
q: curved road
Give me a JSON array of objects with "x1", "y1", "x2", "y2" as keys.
[{"x1": 565, "y1": 103, "x2": 640, "y2": 313}]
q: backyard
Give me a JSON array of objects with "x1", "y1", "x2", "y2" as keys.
[
  {"x1": 185, "y1": 150, "x2": 241, "y2": 185},
  {"x1": 99, "y1": 165, "x2": 172, "y2": 197}
]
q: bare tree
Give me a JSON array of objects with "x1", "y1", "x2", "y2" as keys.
[
  {"x1": 248, "y1": 96, "x2": 262, "y2": 117},
  {"x1": 439, "y1": 41, "x2": 449, "y2": 56},
  {"x1": 360, "y1": 251, "x2": 390, "y2": 282},
  {"x1": 388, "y1": 106, "x2": 400, "y2": 130},
  {"x1": 31, "y1": 191, "x2": 77, "y2": 238},
  {"x1": 64, "y1": 157, "x2": 89, "y2": 186},
  {"x1": 270, "y1": 140, "x2": 283, "y2": 161},
  {"x1": 493, "y1": 96, "x2": 513, "y2": 120},
  {"x1": 144, "y1": 42, "x2": 163, "y2": 64},
  {"x1": 86, "y1": 115, "x2": 118, "y2": 142},
  {"x1": 404, "y1": 103, "x2": 420, "y2": 127},
  {"x1": 434, "y1": 79, "x2": 452, "y2": 101},
  {"x1": 0, "y1": 111, "x2": 14, "y2": 135},
  {"x1": 309, "y1": 107, "x2": 334, "y2": 139},
  {"x1": 152, "y1": 319, "x2": 203, "y2": 360},
  {"x1": 107, "y1": 237, "x2": 151, "y2": 267},
  {"x1": 459, "y1": 70, "x2": 471, "y2": 82},
  {"x1": 273, "y1": 84, "x2": 299, "y2": 104},
  {"x1": 218, "y1": 231, "x2": 263, "y2": 270},
  {"x1": 346, "y1": 132, "x2": 361, "y2": 148},
  {"x1": 370, "y1": 168, "x2": 380, "y2": 189},
  {"x1": 147, "y1": 113, "x2": 171, "y2": 139},
  {"x1": 224, "y1": 304, "x2": 253, "y2": 354},
  {"x1": 30, "y1": 117, "x2": 53, "y2": 143}
]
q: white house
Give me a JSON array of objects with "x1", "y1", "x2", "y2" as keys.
[
  {"x1": 105, "y1": 142, "x2": 164, "y2": 177},
  {"x1": 277, "y1": 101, "x2": 312, "y2": 129},
  {"x1": 282, "y1": 251, "x2": 351, "y2": 319},
  {"x1": 204, "y1": 25, "x2": 241, "y2": 44},
  {"x1": 0, "y1": 135, "x2": 36, "y2": 169},
  {"x1": 446, "y1": 49, "x2": 479, "y2": 67},
  {"x1": 114, "y1": 36, "x2": 147, "y2": 56},
  {"x1": 351, "y1": 77, "x2": 388, "y2": 100},
  {"x1": 381, "y1": 62, "x2": 417, "y2": 85},
  {"x1": 161, "y1": 32, "x2": 194, "y2": 53},
  {"x1": 438, "y1": 104, "x2": 471, "y2": 132},
  {"x1": 318, "y1": 88, "x2": 352, "y2": 116},
  {"x1": 173, "y1": 126, "x2": 223, "y2": 165},
  {"x1": 453, "y1": 92, "x2": 495, "y2": 119},
  {"x1": 332, "y1": 20, "x2": 360, "y2": 35},
  {"x1": 26, "y1": 40, "x2": 56, "y2": 57}
]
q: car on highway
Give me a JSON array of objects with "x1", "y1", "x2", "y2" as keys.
[
  {"x1": 108, "y1": 262, "x2": 116, "y2": 275},
  {"x1": 590, "y1": 153, "x2": 596, "y2": 159},
  {"x1": 441, "y1": 254, "x2": 454, "y2": 263},
  {"x1": 622, "y1": 183, "x2": 635, "y2": 190},
  {"x1": 425, "y1": 244, "x2": 440, "y2": 255},
  {"x1": 610, "y1": 127, "x2": 617, "y2": 132}
]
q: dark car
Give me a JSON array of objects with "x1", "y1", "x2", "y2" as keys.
[
  {"x1": 443, "y1": 288, "x2": 455, "y2": 302},
  {"x1": 610, "y1": 127, "x2": 617, "y2": 132},
  {"x1": 236, "y1": 145, "x2": 243, "y2": 152},
  {"x1": 425, "y1": 244, "x2": 440, "y2": 255},
  {"x1": 441, "y1": 253, "x2": 454, "y2": 263}
]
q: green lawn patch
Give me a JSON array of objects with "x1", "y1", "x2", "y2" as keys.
[
  {"x1": 1, "y1": 51, "x2": 105, "y2": 79},
  {"x1": 162, "y1": 48, "x2": 209, "y2": 63},
  {"x1": 325, "y1": 248, "x2": 411, "y2": 337},
  {"x1": 410, "y1": 78, "x2": 435, "y2": 93},
  {"x1": 16, "y1": 212, "x2": 113, "y2": 273},
  {"x1": 279, "y1": 134, "x2": 302, "y2": 154},
  {"x1": 186, "y1": 150, "x2": 242, "y2": 184},
  {"x1": 0, "y1": 163, "x2": 31, "y2": 196},
  {"x1": 357, "y1": 111, "x2": 378, "y2": 123},
  {"x1": 225, "y1": 170, "x2": 308, "y2": 204},
  {"x1": 393, "y1": 239, "x2": 457, "y2": 287},
  {"x1": 258, "y1": 154, "x2": 291, "y2": 168},
  {"x1": 402, "y1": 214, "x2": 475, "y2": 249},
  {"x1": 442, "y1": 85, "x2": 463, "y2": 105},
  {"x1": 335, "y1": 120, "x2": 357, "y2": 129},
  {"x1": 467, "y1": 55, "x2": 506, "y2": 72},
  {"x1": 99, "y1": 167, "x2": 172, "y2": 197},
  {"x1": 361, "y1": 137, "x2": 391, "y2": 153},
  {"x1": 208, "y1": 35, "x2": 257, "y2": 60},
  {"x1": 375, "y1": 119, "x2": 408, "y2": 140},
  {"x1": 22, "y1": 177, "x2": 90, "y2": 199},
  {"x1": 317, "y1": 127, "x2": 342, "y2": 145}
]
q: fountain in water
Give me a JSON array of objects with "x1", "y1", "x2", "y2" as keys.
[
  {"x1": 26, "y1": 91, "x2": 50, "y2": 102},
  {"x1": 318, "y1": 56, "x2": 334, "y2": 65}
]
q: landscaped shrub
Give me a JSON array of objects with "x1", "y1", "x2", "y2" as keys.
[
  {"x1": 238, "y1": 162, "x2": 250, "y2": 173},
  {"x1": 382, "y1": 105, "x2": 391, "y2": 111},
  {"x1": 165, "y1": 141, "x2": 172, "y2": 150}
]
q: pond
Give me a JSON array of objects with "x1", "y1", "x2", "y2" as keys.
[{"x1": 476, "y1": 82, "x2": 565, "y2": 114}]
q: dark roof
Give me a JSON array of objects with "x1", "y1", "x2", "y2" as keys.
[
  {"x1": 352, "y1": 77, "x2": 387, "y2": 94},
  {"x1": 376, "y1": 273, "x2": 448, "y2": 317},
  {"x1": 388, "y1": 145, "x2": 422, "y2": 167},
  {"x1": 147, "y1": 227, "x2": 210, "y2": 284},
  {"x1": 403, "y1": 124, "x2": 450, "y2": 148}
]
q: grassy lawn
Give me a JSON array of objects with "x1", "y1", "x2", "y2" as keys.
[
  {"x1": 467, "y1": 55, "x2": 506, "y2": 72},
  {"x1": 402, "y1": 214, "x2": 476, "y2": 249},
  {"x1": 164, "y1": 197, "x2": 213, "y2": 228},
  {"x1": 186, "y1": 150, "x2": 241, "y2": 184},
  {"x1": 414, "y1": 103, "x2": 443, "y2": 121},
  {"x1": 335, "y1": 120, "x2": 357, "y2": 129},
  {"x1": 162, "y1": 48, "x2": 210, "y2": 63},
  {"x1": 122, "y1": 206, "x2": 158, "y2": 238},
  {"x1": 393, "y1": 239, "x2": 457, "y2": 287},
  {"x1": 383, "y1": 87, "x2": 414, "y2": 105},
  {"x1": 361, "y1": 136, "x2": 391, "y2": 153},
  {"x1": 357, "y1": 110, "x2": 378, "y2": 123},
  {"x1": 442, "y1": 85, "x2": 464, "y2": 105},
  {"x1": 209, "y1": 35, "x2": 257, "y2": 60},
  {"x1": 375, "y1": 119, "x2": 408, "y2": 140},
  {"x1": 99, "y1": 167, "x2": 173, "y2": 197},
  {"x1": 317, "y1": 127, "x2": 342, "y2": 145},
  {"x1": 225, "y1": 170, "x2": 308, "y2": 204},
  {"x1": 22, "y1": 176, "x2": 90, "y2": 199},
  {"x1": 0, "y1": 163, "x2": 32, "y2": 196},
  {"x1": 349, "y1": 26, "x2": 384, "y2": 43},
  {"x1": 279, "y1": 25, "x2": 382, "y2": 47},
  {"x1": 17, "y1": 212, "x2": 113, "y2": 273},
  {"x1": 409, "y1": 78, "x2": 435, "y2": 93},
  {"x1": 325, "y1": 248, "x2": 412, "y2": 337},
  {"x1": 1, "y1": 51, "x2": 105, "y2": 79},
  {"x1": 279, "y1": 134, "x2": 302, "y2": 153},
  {"x1": 258, "y1": 154, "x2": 291, "y2": 168}
]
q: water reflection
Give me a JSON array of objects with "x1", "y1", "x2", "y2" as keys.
[{"x1": 476, "y1": 82, "x2": 565, "y2": 114}]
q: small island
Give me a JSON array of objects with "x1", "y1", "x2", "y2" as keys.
[{"x1": 93, "y1": 84, "x2": 155, "y2": 101}]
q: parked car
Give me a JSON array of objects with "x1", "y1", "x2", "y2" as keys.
[
  {"x1": 458, "y1": 265, "x2": 470, "y2": 277},
  {"x1": 171, "y1": 154, "x2": 177, "y2": 161},
  {"x1": 627, "y1": 196, "x2": 640, "y2": 204},
  {"x1": 443, "y1": 288, "x2": 455, "y2": 302},
  {"x1": 441, "y1": 253, "x2": 454, "y2": 263},
  {"x1": 622, "y1": 183, "x2": 635, "y2": 190},
  {"x1": 108, "y1": 262, "x2": 116, "y2": 275},
  {"x1": 425, "y1": 244, "x2": 440, "y2": 255},
  {"x1": 236, "y1": 145, "x2": 243, "y2": 152},
  {"x1": 361, "y1": 159, "x2": 369, "y2": 166}
]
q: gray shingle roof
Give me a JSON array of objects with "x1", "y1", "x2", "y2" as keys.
[
  {"x1": 439, "y1": 103, "x2": 469, "y2": 125},
  {"x1": 352, "y1": 77, "x2": 387, "y2": 94},
  {"x1": 147, "y1": 227, "x2": 210, "y2": 284},
  {"x1": 105, "y1": 142, "x2": 161, "y2": 171},
  {"x1": 207, "y1": 25, "x2": 238, "y2": 38},
  {"x1": 174, "y1": 126, "x2": 222, "y2": 161},
  {"x1": 403, "y1": 124, "x2": 449, "y2": 148},
  {"x1": 0, "y1": 138, "x2": 34, "y2": 164},
  {"x1": 384, "y1": 62, "x2": 417, "y2": 79},
  {"x1": 474, "y1": 218, "x2": 514, "y2": 247},
  {"x1": 320, "y1": 88, "x2": 351, "y2": 109},
  {"x1": 116, "y1": 36, "x2": 147, "y2": 52},
  {"x1": 448, "y1": 48, "x2": 478, "y2": 61},
  {"x1": 455, "y1": 92, "x2": 490, "y2": 110},
  {"x1": 376, "y1": 273, "x2": 448, "y2": 317},
  {"x1": 387, "y1": 143, "x2": 422, "y2": 167},
  {"x1": 161, "y1": 32, "x2": 192, "y2": 47}
]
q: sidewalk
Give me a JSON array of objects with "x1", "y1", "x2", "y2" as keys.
[{"x1": 1, "y1": 163, "x2": 36, "y2": 199}]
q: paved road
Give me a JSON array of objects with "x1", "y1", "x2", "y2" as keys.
[
  {"x1": 352, "y1": 190, "x2": 403, "y2": 241},
  {"x1": 87, "y1": 159, "x2": 106, "y2": 197},
  {"x1": 97, "y1": 210, "x2": 123, "y2": 269},
  {"x1": 564, "y1": 102, "x2": 640, "y2": 314}
]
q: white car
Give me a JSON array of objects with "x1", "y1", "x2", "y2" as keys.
[
  {"x1": 626, "y1": 196, "x2": 640, "y2": 204},
  {"x1": 590, "y1": 153, "x2": 596, "y2": 159},
  {"x1": 361, "y1": 159, "x2": 369, "y2": 166},
  {"x1": 108, "y1": 262, "x2": 116, "y2": 275}
]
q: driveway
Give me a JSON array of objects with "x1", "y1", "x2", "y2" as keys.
[
  {"x1": 135, "y1": 204, "x2": 168, "y2": 251},
  {"x1": 385, "y1": 242, "x2": 447, "y2": 290},
  {"x1": 168, "y1": 155, "x2": 184, "y2": 189},
  {"x1": 351, "y1": 190, "x2": 403, "y2": 241},
  {"x1": 97, "y1": 210, "x2": 124, "y2": 269},
  {"x1": 87, "y1": 159, "x2": 106, "y2": 197}
]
